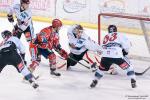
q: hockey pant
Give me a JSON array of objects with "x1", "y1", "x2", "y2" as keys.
[
  {"x1": 0, "y1": 50, "x2": 33, "y2": 80},
  {"x1": 94, "y1": 57, "x2": 136, "y2": 80},
  {"x1": 67, "y1": 50, "x2": 87, "y2": 68},
  {"x1": 13, "y1": 24, "x2": 35, "y2": 42},
  {"x1": 67, "y1": 50, "x2": 96, "y2": 68}
]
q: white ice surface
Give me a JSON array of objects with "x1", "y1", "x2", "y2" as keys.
[{"x1": 0, "y1": 17, "x2": 150, "y2": 100}]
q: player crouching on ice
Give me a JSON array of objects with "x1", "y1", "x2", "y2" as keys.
[
  {"x1": 67, "y1": 24, "x2": 118, "y2": 74},
  {"x1": 0, "y1": 30, "x2": 39, "y2": 89},
  {"x1": 90, "y1": 25, "x2": 137, "y2": 88},
  {"x1": 29, "y1": 19, "x2": 68, "y2": 76}
]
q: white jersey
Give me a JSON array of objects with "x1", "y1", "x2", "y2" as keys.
[
  {"x1": 67, "y1": 25, "x2": 88, "y2": 55},
  {"x1": 102, "y1": 32, "x2": 131, "y2": 58},
  {"x1": 67, "y1": 25, "x2": 102, "y2": 55},
  {"x1": 8, "y1": 4, "x2": 32, "y2": 31},
  {"x1": 0, "y1": 36, "x2": 25, "y2": 54}
]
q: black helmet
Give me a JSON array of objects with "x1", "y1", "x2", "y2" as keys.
[
  {"x1": 1, "y1": 30, "x2": 12, "y2": 39},
  {"x1": 108, "y1": 25, "x2": 117, "y2": 33}
]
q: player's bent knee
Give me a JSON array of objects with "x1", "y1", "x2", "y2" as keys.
[{"x1": 48, "y1": 53, "x2": 56, "y2": 61}]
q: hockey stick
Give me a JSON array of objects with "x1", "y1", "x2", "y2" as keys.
[
  {"x1": 57, "y1": 55, "x2": 91, "y2": 69},
  {"x1": 31, "y1": 63, "x2": 66, "y2": 80},
  {"x1": 31, "y1": 62, "x2": 67, "y2": 80},
  {"x1": 58, "y1": 55, "x2": 90, "y2": 64},
  {"x1": 82, "y1": 59, "x2": 90, "y2": 64},
  {"x1": 57, "y1": 55, "x2": 92, "y2": 69},
  {"x1": 68, "y1": 56, "x2": 91, "y2": 69},
  {"x1": 57, "y1": 63, "x2": 67, "y2": 69},
  {"x1": 57, "y1": 55, "x2": 98, "y2": 72},
  {"x1": 135, "y1": 66, "x2": 150, "y2": 76}
]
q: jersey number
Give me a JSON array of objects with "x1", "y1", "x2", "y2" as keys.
[{"x1": 103, "y1": 33, "x2": 117, "y2": 44}]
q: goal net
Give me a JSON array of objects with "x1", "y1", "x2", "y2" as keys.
[{"x1": 98, "y1": 13, "x2": 150, "y2": 61}]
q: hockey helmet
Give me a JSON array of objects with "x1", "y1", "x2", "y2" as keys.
[
  {"x1": 73, "y1": 24, "x2": 83, "y2": 34},
  {"x1": 1, "y1": 30, "x2": 12, "y2": 39},
  {"x1": 20, "y1": 0, "x2": 30, "y2": 4},
  {"x1": 108, "y1": 25, "x2": 117, "y2": 33},
  {"x1": 52, "y1": 19, "x2": 62, "y2": 28},
  {"x1": 75, "y1": 24, "x2": 83, "y2": 31}
]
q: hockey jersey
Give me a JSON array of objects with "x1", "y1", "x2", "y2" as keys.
[
  {"x1": 102, "y1": 32, "x2": 131, "y2": 58},
  {"x1": 8, "y1": 4, "x2": 32, "y2": 31},
  {"x1": 67, "y1": 25, "x2": 88, "y2": 55},
  {"x1": 35, "y1": 26, "x2": 61, "y2": 50},
  {"x1": 0, "y1": 36, "x2": 25, "y2": 54}
]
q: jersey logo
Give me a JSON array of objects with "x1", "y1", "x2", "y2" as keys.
[{"x1": 20, "y1": 12, "x2": 29, "y2": 20}]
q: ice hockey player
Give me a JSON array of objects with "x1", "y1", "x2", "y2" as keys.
[
  {"x1": 7, "y1": 0, "x2": 34, "y2": 41},
  {"x1": 29, "y1": 19, "x2": 68, "y2": 76},
  {"x1": 66, "y1": 24, "x2": 118, "y2": 74},
  {"x1": 66, "y1": 24, "x2": 98, "y2": 71},
  {"x1": 0, "y1": 30, "x2": 39, "y2": 89},
  {"x1": 7, "y1": 0, "x2": 35, "y2": 62},
  {"x1": 90, "y1": 25, "x2": 137, "y2": 88}
]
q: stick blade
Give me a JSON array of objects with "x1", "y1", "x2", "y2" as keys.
[{"x1": 135, "y1": 66, "x2": 150, "y2": 76}]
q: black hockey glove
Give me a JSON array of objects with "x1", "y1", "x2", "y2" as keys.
[
  {"x1": 14, "y1": 25, "x2": 21, "y2": 31},
  {"x1": 12, "y1": 25, "x2": 23, "y2": 36},
  {"x1": 7, "y1": 14, "x2": 14, "y2": 23},
  {"x1": 122, "y1": 49, "x2": 128, "y2": 56}
]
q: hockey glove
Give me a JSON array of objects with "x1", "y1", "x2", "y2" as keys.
[
  {"x1": 13, "y1": 25, "x2": 23, "y2": 36},
  {"x1": 59, "y1": 49, "x2": 68, "y2": 60},
  {"x1": 122, "y1": 49, "x2": 128, "y2": 56},
  {"x1": 14, "y1": 25, "x2": 22, "y2": 32},
  {"x1": 7, "y1": 14, "x2": 14, "y2": 23}
]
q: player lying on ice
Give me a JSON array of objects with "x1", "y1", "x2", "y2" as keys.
[
  {"x1": 90, "y1": 25, "x2": 137, "y2": 88},
  {"x1": 0, "y1": 30, "x2": 39, "y2": 89},
  {"x1": 29, "y1": 19, "x2": 68, "y2": 76},
  {"x1": 66, "y1": 24, "x2": 118, "y2": 74}
]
